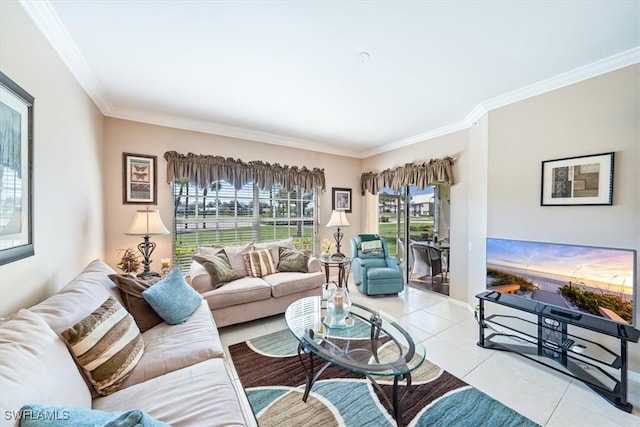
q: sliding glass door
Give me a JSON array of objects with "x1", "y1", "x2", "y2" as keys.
[{"x1": 377, "y1": 184, "x2": 451, "y2": 294}]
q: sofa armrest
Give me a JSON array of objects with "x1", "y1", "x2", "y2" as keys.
[{"x1": 307, "y1": 256, "x2": 321, "y2": 273}]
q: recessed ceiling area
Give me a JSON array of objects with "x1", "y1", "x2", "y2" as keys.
[{"x1": 21, "y1": 1, "x2": 640, "y2": 158}]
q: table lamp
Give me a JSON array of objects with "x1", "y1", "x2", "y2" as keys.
[
  {"x1": 126, "y1": 207, "x2": 169, "y2": 277},
  {"x1": 326, "y1": 210, "x2": 350, "y2": 259}
]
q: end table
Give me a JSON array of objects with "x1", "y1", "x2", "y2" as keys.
[{"x1": 320, "y1": 257, "x2": 352, "y2": 290}]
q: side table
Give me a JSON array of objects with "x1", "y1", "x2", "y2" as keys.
[{"x1": 320, "y1": 257, "x2": 351, "y2": 290}]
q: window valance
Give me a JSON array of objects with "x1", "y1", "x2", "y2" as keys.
[
  {"x1": 360, "y1": 157, "x2": 455, "y2": 195},
  {"x1": 164, "y1": 151, "x2": 326, "y2": 192}
]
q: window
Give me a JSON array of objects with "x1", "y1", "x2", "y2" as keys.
[{"x1": 173, "y1": 179, "x2": 317, "y2": 270}]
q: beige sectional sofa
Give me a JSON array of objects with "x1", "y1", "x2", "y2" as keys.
[
  {"x1": 189, "y1": 240, "x2": 325, "y2": 327},
  {"x1": 0, "y1": 260, "x2": 247, "y2": 426}
]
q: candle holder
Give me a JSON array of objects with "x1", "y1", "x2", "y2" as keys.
[
  {"x1": 325, "y1": 286, "x2": 352, "y2": 328},
  {"x1": 160, "y1": 258, "x2": 172, "y2": 277}
]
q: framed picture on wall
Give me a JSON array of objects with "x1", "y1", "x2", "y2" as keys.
[
  {"x1": 541, "y1": 152, "x2": 614, "y2": 206},
  {"x1": 123, "y1": 153, "x2": 157, "y2": 204},
  {"x1": 332, "y1": 187, "x2": 352, "y2": 212},
  {"x1": 0, "y1": 71, "x2": 34, "y2": 265}
]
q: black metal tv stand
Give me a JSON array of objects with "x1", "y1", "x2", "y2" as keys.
[{"x1": 476, "y1": 291, "x2": 640, "y2": 412}]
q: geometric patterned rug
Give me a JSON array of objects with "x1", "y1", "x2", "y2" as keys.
[{"x1": 229, "y1": 329, "x2": 539, "y2": 426}]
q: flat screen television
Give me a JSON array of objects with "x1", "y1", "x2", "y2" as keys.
[{"x1": 486, "y1": 238, "x2": 636, "y2": 325}]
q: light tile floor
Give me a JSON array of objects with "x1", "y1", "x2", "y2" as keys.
[{"x1": 219, "y1": 285, "x2": 640, "y2": 427}]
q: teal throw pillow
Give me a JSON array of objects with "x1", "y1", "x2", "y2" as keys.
[
  {"x1": 142, "y1": 268, "x2": 203, "y2": 325},
  {"x1": 193, "y1": 251, "x2": 238, "y2": 288},
  {"x1": 277, "y1": 246, "x2": 309, "y2": 273},
  {"x1": 19, "y1": 404, "x2": 169, "y2": 427}
]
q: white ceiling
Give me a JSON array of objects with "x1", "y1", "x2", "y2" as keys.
[{"x1": 21, "y1": 1, "x2": 640, "y2": 158}]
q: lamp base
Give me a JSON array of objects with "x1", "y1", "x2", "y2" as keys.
[
  {"x1": 330, "y1": 252, "x2": 345, "y2": 260},
  {"x1": 138, "y1": 271, "x2": 161, "y2": 279}
]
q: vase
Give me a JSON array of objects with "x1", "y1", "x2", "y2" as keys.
[{"x1": 326, "y1": 286, "x2": 351, "y2": 327}]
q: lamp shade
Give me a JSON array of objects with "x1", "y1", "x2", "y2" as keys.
[
  {"x1": 126, "y1": 208, "x2": 169, "y2": 236},
  {"x1": 326, "y1": 210, "x2": 350, "y2": 228}
]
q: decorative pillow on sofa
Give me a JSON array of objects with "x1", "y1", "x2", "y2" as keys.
[
  {"x1": 254, "y1": 238, "x2": 294, "y2": 265},
  {"x1": 242, "y1": 249, "x2": 277, "y2": 277},
  {"x1": 19, "y1": 404, "x2": 169, "y2": 427},
  {"x1": 193, "y1": 251, "x2": 239, "y2": 288},
  {"x1": 198, "y1": 242, "x2": 253, "y2": 278},
  {"x1": 142, "y1": 268, "x2": 203, "y2": 325},
  {"x1": 108, "y1": 274, "x2": 163, "y2": 332},
  {"x1": 277, "y1": 247, "x2": 309, "y2": 273},
  {"x1": 60, "y1": 296, "x2": 145, "y2": 396}
]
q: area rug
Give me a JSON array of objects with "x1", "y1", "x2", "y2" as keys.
[{"x1": 228, "y1": 329, "x2": 538, "y2": 427}]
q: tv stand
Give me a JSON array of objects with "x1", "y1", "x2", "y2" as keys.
[{"x1": 476, "y1": 291, "x2": 640, "y2": 412}]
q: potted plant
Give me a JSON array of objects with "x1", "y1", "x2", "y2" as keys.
[
  {"x1": 321, "y1": 239, "x2": 333, "y2": 260},
  {"x1": 117, "y1": 248, "x2": 141, "y2": 275}
]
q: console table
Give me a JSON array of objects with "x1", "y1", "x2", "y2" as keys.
[{"x1": 476, "y1": 291, "x2": 640, "y2": 412}]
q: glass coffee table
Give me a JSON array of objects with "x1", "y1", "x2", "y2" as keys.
[{"x1": 285, "y1": 296, "x2": 425, "y2": 427}]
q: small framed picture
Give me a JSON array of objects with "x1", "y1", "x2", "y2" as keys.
[
  {"x1": 332, "y1": 187, "x2": 352, "y2": 212},
  {"x1": 123, "y1": 153, "x2": 157, "y2": 204},
  {"x1": 541, "y1": 152, "x2": 614, "y2": 206}
]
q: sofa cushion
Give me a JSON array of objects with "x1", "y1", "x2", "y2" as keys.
[
  {"x1": 142, "y1": 268, "x2": 203, "y2": 325},
  {"x1": 262, "y1": 271, "x2": 325, "y2": 298},
  {"x1": 93, "y1": 359, "x2": 246, "y2": 427},
  {"x1": 193, "y1": 251, "x2": 238, "y2": 288},
  {"x1": 108, "y1": 274, "x2": 164, "y2": 332},
  {"x1": 19, "y1": 404, "x2": 169, "y2": 427},
  {"x1": 0, "y1": 309, "x2": 92, "y2": 427},
  {"x1": 277, "y1": 247, "x2": 309, "y2": 273},
  {"x1": 29, "y1": 259, "x2": 122, "y2": 334},
  {"x1": 198, "y1": 242, "x2": 253, "y2": 278},
  {"x1": 242, "y1": 249, "x2": 277, "y2": 277},
  {"x1": 254, "y1": 238, "x2": 294, "y2": 265},
  {"x1": 119, "y1": 301, "x2": 225, "y2": 389},
  {"x1": 60, "y1": 296, "x2": 145, "y2": 396},
  {"x1": 200, "y1": 276, "x2": 271, "y2": 310}
]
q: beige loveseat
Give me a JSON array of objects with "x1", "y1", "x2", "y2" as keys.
[
  {"x1": 0, "y1": 260, "x2": 247, "y2": 426},
  {"x1": 189, "y1": 240, "x2": 325, "y2": 327}
]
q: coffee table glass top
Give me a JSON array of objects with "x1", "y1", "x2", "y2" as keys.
[{"x1": 285, "y1": 296, "x2": 425, "y2": 377}]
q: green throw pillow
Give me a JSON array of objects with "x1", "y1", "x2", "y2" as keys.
[
  {"x1": 194, "y1": 251, "x2": 239, "y2": 288},
  {"x1": 277, "y1": 247, "x2": 309, "y2": 273}
]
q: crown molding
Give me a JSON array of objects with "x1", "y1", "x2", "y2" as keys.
[
  {"x1": 368, "y1": 47, "x2": 639, "y2": 158},
  {"x1": 481, "y1": 46, "x2": 640, "y2": 112},
  {"x1": 108, "y1": 109, "x2": 363, "y2": 159},
  {"x1": 19, "y1": 0, "x2": 113, "y2": 114}
]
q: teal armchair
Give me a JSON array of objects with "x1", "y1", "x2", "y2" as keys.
[{"x1": 350, "y1": 234, "x2": 404, "y2": 295}]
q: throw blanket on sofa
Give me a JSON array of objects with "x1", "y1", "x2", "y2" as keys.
[{"x1": 18, "y1": 405, "x2": 169, "y2": 427}]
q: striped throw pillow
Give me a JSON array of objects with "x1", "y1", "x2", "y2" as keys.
[
  {"x1": 242, "y1": 249, "x2": 277, "y2": 277},
  {"x1": 60, "y1": 296, "x2": 144, "y2": 396}
]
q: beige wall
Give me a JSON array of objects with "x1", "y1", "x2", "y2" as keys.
[
  {"x1": 0, "y1": 1, "x2": 105, "y2": 317},
  {"x1": 102, "y1": 118, "x2": 362, "y2": 271}
]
